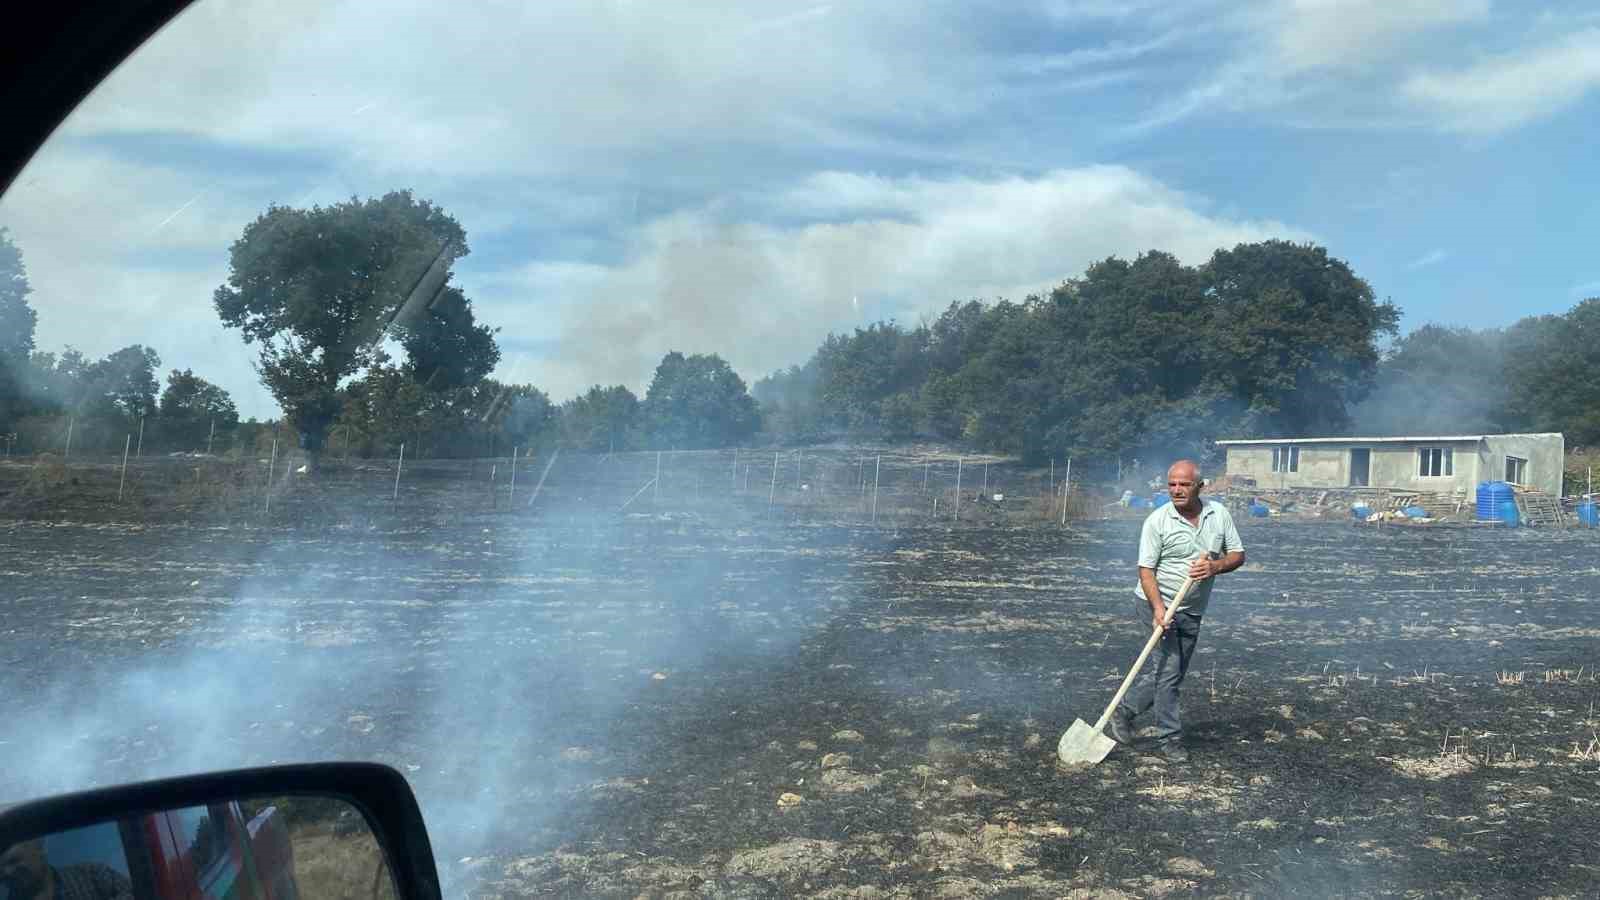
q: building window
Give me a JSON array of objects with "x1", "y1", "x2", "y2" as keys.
[
  {"x1": 1505, "y1": 455, "x2": 1528, "y2": 485},
  {"x1": 1418, "y1": 447, "x2": 1454, "y2": 477},
  {"x1": 1271, "y1": 446, "x2": 1300, "y2": 473}
]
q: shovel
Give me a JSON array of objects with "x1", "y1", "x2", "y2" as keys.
[{"x1": 1057, "y1": 574, "x2": 1198, "y2": 768}]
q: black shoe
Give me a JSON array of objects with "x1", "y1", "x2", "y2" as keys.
[
  {"x1": 1107, "y1": 710, "x2": 1136, "y2": 745},
  {"x1": 1158, "y1": 741, "x2": 1189, "y2": 763}
]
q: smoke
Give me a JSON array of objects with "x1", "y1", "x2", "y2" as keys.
[
  {"x1": 531, "y1": 167, "x2": 1304, "y2": 401},
  {"x1": 1347, "y1": 325, "x2": 1510, "y2": 436},
  {"x1": 0, "y1": 475, "x2": 841, "y2": 887}
]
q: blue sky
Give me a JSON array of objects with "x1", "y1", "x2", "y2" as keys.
[{"x1": 3, "y1": 0, "x2": 1600, "y2": 418}]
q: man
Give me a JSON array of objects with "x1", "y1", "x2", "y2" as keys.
[
  {"x1": 1109, "y1": 459, "x2": 1245, "y2": 762},
  {"x1": 0, "y1": 840, "x2": 133, "y2": 900}
]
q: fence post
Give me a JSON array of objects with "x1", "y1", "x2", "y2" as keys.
[
  {"x1": 528, "y1": 447, "x2": 559, "y2": 509},
  {"x1": 136, "y1": 415, "x2": 145, "y2": 458},
  {"x1": 1062, "y1": 456, "x2": 1072, "y2": 525},
  {"x1": 509, "y1": 446, "x2": 518, "y2": 506},
  {"x1": 769, "y1": 452, "x2": 779, "y2": 514},
  {"x1": 393, "y1": 442, "x2": 405, "y2": 502},
  {"x1": 872, "y1": 454, "x2": 881, "y2": 525},
  {"x1": 118, "y1": 435, "x2": 131, "y2": 501},
  {"x1": 655, "y1": 451, "x2": 662, "y2": 505},
  {"x1": 266, "y1": 438, "x2": 277, "y2": 515},
  {"x1": 955, "y1": 458, "x2": 963, "y2": 520}
]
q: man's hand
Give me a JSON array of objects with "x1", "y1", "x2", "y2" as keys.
[
  {"x1": 1188, "y1": 556, "x2": 1215, "y2": 580},
  {"x1": 1151, "y1": 601, "x2": 1170, "y2": 632}
]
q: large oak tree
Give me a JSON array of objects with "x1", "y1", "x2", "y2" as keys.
[{"x1": 214, "y1": 191, "x2": 498, "y2": 469}]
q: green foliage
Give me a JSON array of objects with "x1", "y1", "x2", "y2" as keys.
[
  {"x1": 1349, "y1": 325, "x2": 1508, "y2": 434},
  {"x1": 213, "y1": 191, "x2": 498, "y2": 463},
  {"x1": 643, "y1": 351, "x2": 760, "y2": 449},
  {"x1": 1499, "y1": 298, "x2": 1600, "y2": 445},
  {"x1": 755, "y1": 241, "x2": 1403, "y2": 463},
  {"x1": 560, "y1": 385, "x2": 641, "y2": 452},
  {"x1": 0, "y1": 228, "x2": 37, "y2": 431},
  {"x1": 752, "y1": 361, "x2": 829, "y2": 443},
  {"x1": 159, "y1": 369, "x2": 240, "y2": 452},
  {"x1": 1199, "y1": 240, "x2": 1399, "y2": 436},
  {"x1": 87, "y1": 345, "x2": 162, "y2": 421}
]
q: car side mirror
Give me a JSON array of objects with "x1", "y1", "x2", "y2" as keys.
[{"x1": 0, "y1": 763, "x2": 440, "y2": 900}]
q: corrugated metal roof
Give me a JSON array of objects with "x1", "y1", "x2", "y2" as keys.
[{"x1": 1215, "y1": 433, "x2": 1561, "y2": 446}]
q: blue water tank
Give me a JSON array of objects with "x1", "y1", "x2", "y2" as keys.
[
  {"x1": 1496, "y1": 500, "x2": 1520, "y2": 527},
  {"x1": 1476, "y1": 481, "x2": 1515, "y2": 521},
  {"x1": 1578, "y1": 501, "x2": 1598, "y2": 527},
  {"x1": 1351, "y1": 503, "x2": 1373, "y2": 519},
  {"x1": 1249, "y1": 502, "x2": 1270, "y2": 518},
  {"x1": 1402, "y1": 505, "x2": 1428, "y2": 518},
  {"x1": 1154, "y1": 494, "x2": 1171, "y2": 507}
]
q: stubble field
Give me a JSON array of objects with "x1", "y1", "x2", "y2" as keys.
[{"x1": 3, "y1": 454, "x2": 1598, "y2": 898}]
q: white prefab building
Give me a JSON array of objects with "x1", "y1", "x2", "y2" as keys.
[{"x1": 1216, "y1": 433, "x2": 1565, "y2": 496}]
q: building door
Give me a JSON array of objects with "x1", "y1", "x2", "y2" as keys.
[{"x1": 1349, "y1": 448, "x2": 1370, "y2": 487}]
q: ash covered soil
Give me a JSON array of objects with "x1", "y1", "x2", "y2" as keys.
[{"x1": 5, "y1": 502, "x2": 1600, "y2": 898}]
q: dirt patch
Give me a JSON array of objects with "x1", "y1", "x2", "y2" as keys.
[{"x1": 724, "y1": 838, "x2": 847, "y2": 886}]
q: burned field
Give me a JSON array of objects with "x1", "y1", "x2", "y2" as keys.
[{"x1": 4, "y1": 478, "x2": 1600, "y2": 898}]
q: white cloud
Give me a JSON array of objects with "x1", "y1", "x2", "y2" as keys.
[
  {"x1": 1402, "y1": 28, "x2": 1600, "y2": 132},
  {"x1": 0, "y1": 146, "x2": 278, "y2": 416},
  {"x1": 503, "y1": 167, "x2": 1309, "y2": 400},
  {"x1": 1267, "y1": 0, "x2": 1490, "y2": 73},
  {"x1": 61, "y1": 0, "x2": 990, "y2": 181},
  {"x1": 1117, "y1": 0, "x2": 1600, "y2": 135},
  {"x1": 1407, "y1": 248, "x2": 1449, "y2": 269}
]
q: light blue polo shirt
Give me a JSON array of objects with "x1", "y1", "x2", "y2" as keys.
[{"x1": 1133, "y1": 499, "x2": 1243, "y2": 617}]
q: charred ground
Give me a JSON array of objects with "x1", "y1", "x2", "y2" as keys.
[{"x1": 3, "y1": 455, "x2": 1599, "y2": 898}]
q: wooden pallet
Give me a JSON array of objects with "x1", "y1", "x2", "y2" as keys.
[
  {"x1": 1517, "y1": 491, "x2": 1567, "y2": 527},
  {"x1": 1388, "y1": 491, "x2": 1463, "y2": 517}
]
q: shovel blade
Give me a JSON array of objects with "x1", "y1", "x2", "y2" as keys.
[{"x1": 1057, "y1": 718, "x2": 1117, "y2": 767}]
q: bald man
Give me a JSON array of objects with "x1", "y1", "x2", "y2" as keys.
[{"x1": 1108, "y1": 459, "x2": 1245, "y2": 762}]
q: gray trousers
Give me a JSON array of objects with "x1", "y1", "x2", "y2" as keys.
[{"x1": 1116, "y1": 596, "x2": 1202, "y2": 743}]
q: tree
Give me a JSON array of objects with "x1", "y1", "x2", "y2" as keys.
[
  {"x1": 0, "y1": 228, "x2": 38, "y2": 430},
  {"x1": 561, "y1": 385, "x2": 640, "y2": 452},
  {"x1": 87, "y1": 345, "x2": 161, "y2": 421},
  {"x1": 642, "y1": 351, "x2": 760, "y2": 449},
  {"x1": 1500, "y1": 298, "x2": 1600, "y2": 445},
  {"x1": 752, "y1": 362, "x2": 826, "y2": 443},
  {"x1": 1350, "y1": 325, "x2": 1509, "y2": 435},
  {"x1": 812, "y1": 321, "x2": 930, "y2": 433},
  {"x1": 491, "y1": 383, "x2": 557, "y2": 453},
  {"x1": 213, "y1": 191, "x2": 498, "y2": 469},
  {"x1": 159, "y1": 369, "x2": 239, "y2": 451},
  {"x1": 1199, "y1": 240, "x2": 1400, "y2": 436},
  {"x1": 395, "y1": 284, "x2": 500, "y2": 392}
]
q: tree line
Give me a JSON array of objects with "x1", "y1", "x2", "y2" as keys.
[
  {"x1": 0, "y1": 204, "x2": 761, "y2": 463},
  {"x1": 755, "y1": 244, "x2": 1600, "y2": 470},
  {"x1": 5, "y1": 197, "x2": 1597, "y2": 471}
]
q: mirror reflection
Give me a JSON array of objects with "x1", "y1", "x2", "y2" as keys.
[{"x1": 1, "y1": 795, "x2": 395, "y2": 900}]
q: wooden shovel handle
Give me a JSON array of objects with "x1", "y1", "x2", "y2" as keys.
[{"x1": 1091, "y1": 575, "x2": 1197, "y2": 732}]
